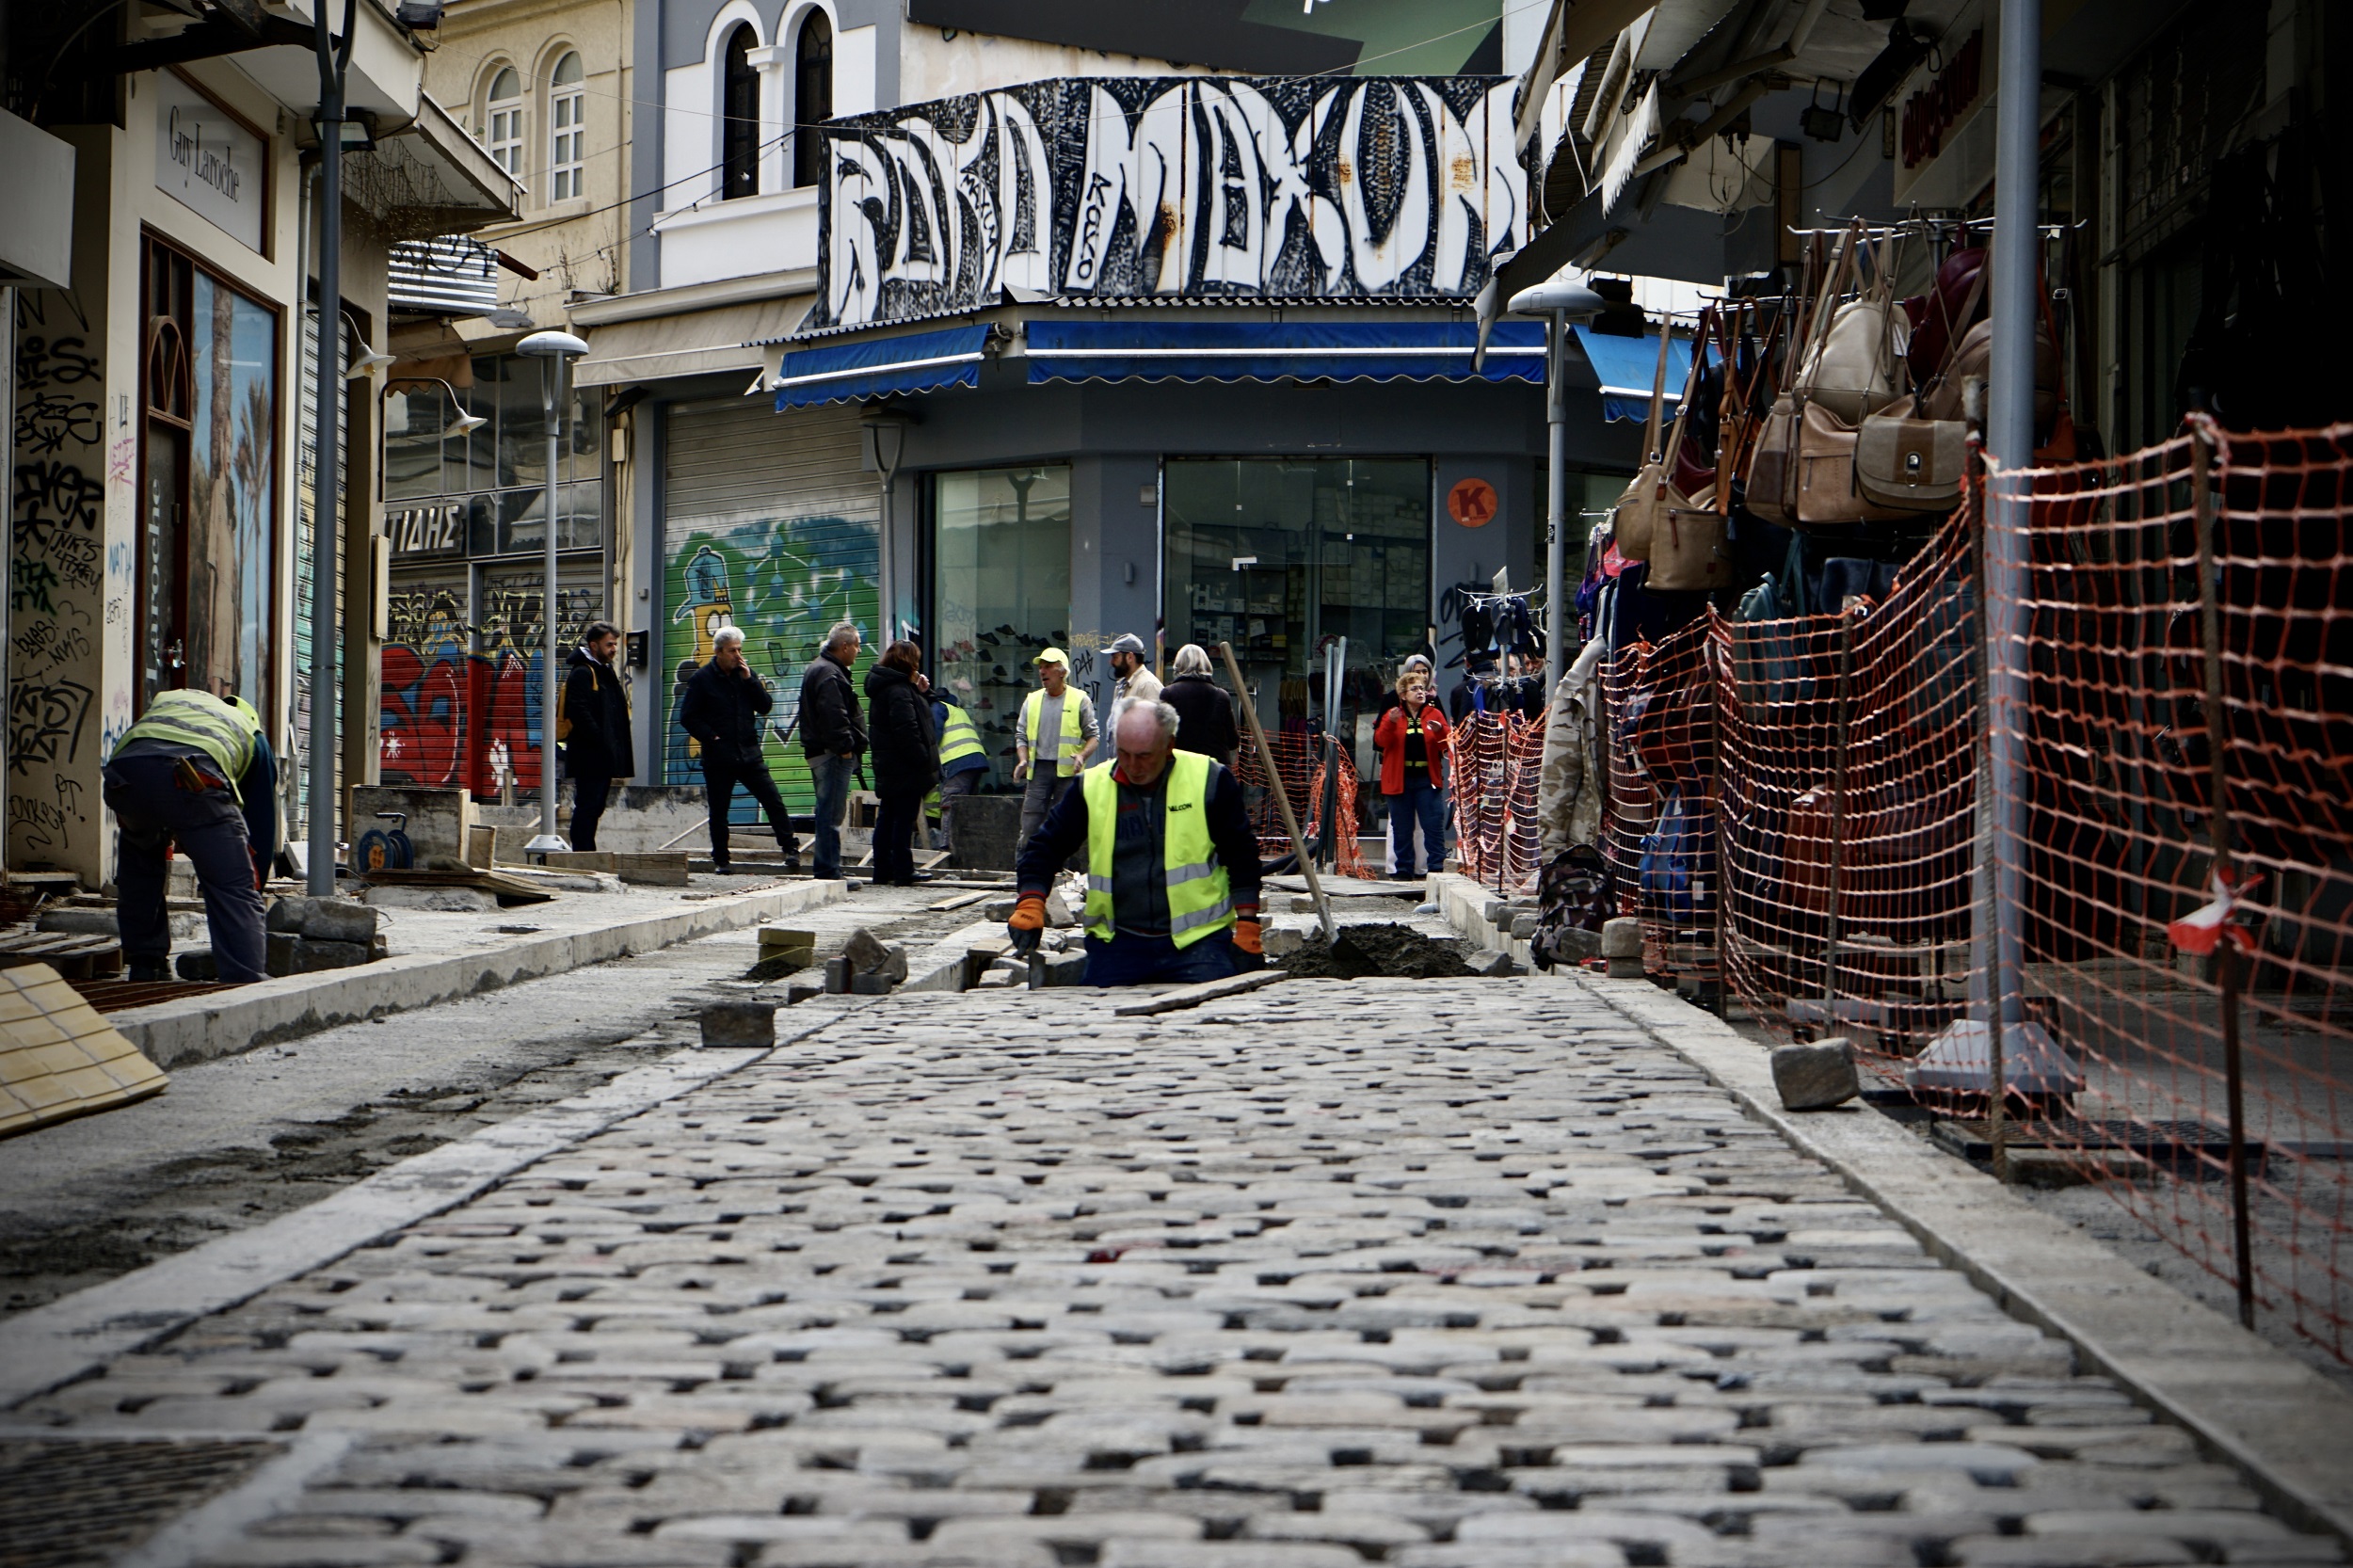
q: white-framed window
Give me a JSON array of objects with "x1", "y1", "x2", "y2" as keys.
[
  {"x1": 485, "y1": 65, "x2": 524, "y2": 188},
  {"x1": 550, "y1": 51, "x2": 585, "y2": 201}
]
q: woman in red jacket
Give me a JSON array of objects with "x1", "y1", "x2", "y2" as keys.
[{"x1": 1375, "y1": 670, "x2": 1451, "y2": 878}]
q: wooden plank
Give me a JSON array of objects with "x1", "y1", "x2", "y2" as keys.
[
  {"x1": 1112, "y1": 968, "x2": 1289, "y2": 1017},
  {"x1": 927, "y1": 890, "x2": 991, "y2": 912}
]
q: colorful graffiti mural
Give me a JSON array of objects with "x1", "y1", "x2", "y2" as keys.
[
  {"x1": 379, "y1": 568, "x2": 602, "y2": 795},
  {"x1": 662, "y1": 512, "x2": 876, "y2": 820}
]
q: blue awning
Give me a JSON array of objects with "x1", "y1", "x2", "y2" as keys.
[
  {"x1": 1026, "y1": 319, "x2": 1548, "y2": 387},
  {"x1": 1572, "y1": 326, "x2": 1693, "y2": 424},
  {"x1": 774, "y1": 324, "x2": 990, "y2": 410}
]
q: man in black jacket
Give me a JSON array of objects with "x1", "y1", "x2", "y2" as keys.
[
  {"x1": 679, "y1": 626, "x2": 798, "y2": 872},
  {"x1": 797, "y1": 620, "x2": 867, "y2": 880},
  {"x1": 559, "y1": 620, "x2": 633, "y2": 852}
]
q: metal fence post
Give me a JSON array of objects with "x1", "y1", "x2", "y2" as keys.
[
  {"x1": 1824, "y1": 615, "x2": 1852, "y2": 1017},
  {"x1": 2191, "y1": 421, "x2": 2256, "y2": 1331}
]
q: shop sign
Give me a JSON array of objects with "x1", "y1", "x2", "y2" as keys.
[
  {"x1": 1448, "y1": 477, "x2": 1497, "y2": 528},
  {"x1": 390, "y1": 500, "x2": 467, "y2": 558},
  {"x1": 155, "y1": 71, "x2": 266, "y2": 252},
  {"x1": 1890, "y1": 6, "x2": 1996, "y2": 206}
]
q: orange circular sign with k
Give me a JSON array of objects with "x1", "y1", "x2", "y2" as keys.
[{"x1": 1448, "y1": 477, "x2": 1497, "y2": 528}]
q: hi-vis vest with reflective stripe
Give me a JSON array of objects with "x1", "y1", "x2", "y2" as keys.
[
  {"x1": 938, "y1": 700, "x2": 985, "y2": 766},
  {"x1": 1021, "y1": 687, "x2": 1086, "y2": 777},
  {"x1": 1081, "y1": 750, "x2": 1234, "y2": 950},
  {"x1": 115, "y1": 689, "x2": 262, "y2": 802}
]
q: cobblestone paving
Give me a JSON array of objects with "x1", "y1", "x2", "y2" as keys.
[{"x1": 18, "y1": 981, "x2": 2344, "y2": 1567}]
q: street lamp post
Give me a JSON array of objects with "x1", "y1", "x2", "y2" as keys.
[
  {"x1": 517, "y1": 329, "x2": 588, "y2": 856},
  {"x1": 1507, "y1": 276, "x2": 1607, "y2": 692}
]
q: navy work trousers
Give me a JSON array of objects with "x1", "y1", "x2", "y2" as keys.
[
  {"x1": 103, "y1": 752, "x2": 269, "y2": 982},
  {"x1": 1081, "y1": 930, "x2": 1239, "y2": 988}
]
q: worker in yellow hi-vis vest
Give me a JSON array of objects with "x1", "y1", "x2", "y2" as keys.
[
  {"x1": 931, "y1": 688, "x2": 989, "y2": 856},
  {"x1": 103, "y1": 688, "x2": 277, "y2": 983},
  {"x1": 1008, "y1": 699, "x2": 1263, "y2": 986},
  {"x1": 1012, "y1": 647, "x2": 1097, "y2": 856}
]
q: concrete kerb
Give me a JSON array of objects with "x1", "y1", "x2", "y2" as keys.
[
  {"x1": 1429, "y1": 872, "x2": 1533, "y2": 967},
  {"x1": 1554, "y1": 964, "x2": 2353, "y2": 1550},
  {"x1": 111, "y1": 880, "x2": 847, "y2": 1069},
  {"x1": 0, "y1": 1000, "x2": 872, "y2": 1413}
]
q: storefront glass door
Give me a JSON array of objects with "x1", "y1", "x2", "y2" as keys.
[{"x1": 930, "y1": 465, "x2": 1073, "y2": 789}]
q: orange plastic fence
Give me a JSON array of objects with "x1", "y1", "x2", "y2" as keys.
[
  {"x1": 1597, "y1": 421, "x2": 2353, "y2": 1365},
  {"x1": 1450, "y1": 712, "x2": 1546, "y2": 893},
  {"x1": 1232, "y1": 730, "x2": 1371, "y2": 879}
]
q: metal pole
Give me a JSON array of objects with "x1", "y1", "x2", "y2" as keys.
[
  {"x1": 1218, "y1": 640, "x2": 1334, "y2": 943},
  {"x1": 1825, "y1": 614, "x2": 1852, "y2": 1015},
  {"x1": 306, "y1": 0, "x2": 354, "y2": 897},
  {"x1": 1544, "y1": 312, "x2": 1568, "y2": 692},
  {"x1": 1984, "y1": 0, "x2": 2041, "y2": 1034},
  {"x1": 2192, "y1": 424, "x2": 2256, "y2": 1330},
  {"x1": 2, "y1": 283, "x2": 15, "y2": 860},
  {"x1": 539, "y1": 356, "x2": 563, "y2": 848}
]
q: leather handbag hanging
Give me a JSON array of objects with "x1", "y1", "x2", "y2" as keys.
[
  {"x1": 1616, "y1": 324, "x2": 1736, "y2": 590},
  {"x1": 1855, "y1": 260, "x2": 1984, "y2": 512},
  {"x1": 1611, "y1": 323, "x2": 1684, "y2": 563},
  {"x1": 1753, "y1": 224, "x2": 1915, "y2": 528}
]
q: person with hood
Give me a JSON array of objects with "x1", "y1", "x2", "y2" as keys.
[
  {"x1": 1374, "y1": 666, "x2": 1451, "y2": 878},
  {"x1": 678, "y1": 625, "x2": 798, "y2": 872},
  {"x1": 1160, "y1": 643, "x2": 1239, "y2": 767},
  {"x1": 798, "y1": 621, "x2": 867, "y2": 881},
  {"x1": 864, "y1": 638, "x2": 937, "y2": 886},
  {"x1": 559, "y1": 620, "x2": 633, "y2": 852}
]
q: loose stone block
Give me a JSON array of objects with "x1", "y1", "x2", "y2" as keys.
[
  {"x1": 1510, "y1": 912, "x2": 1540, "y2": 939},
  {"x1": 1600, "y1": 917, "x2": 1643, "y2": 959},
  {"x1": 360, "y1": 884, "x2": 499, "y2": 912},
  {"x1": 701, "y1": 1000, "x2": 778, "y2": 1048},
  {"x1": 1772, "y1": 1036, "x2": 1862, "y2": 1110},
  {"x1": 1262, "y1": 926, "x2": 1305, "y2": 959},
  {"x1": 300, "y1": 900, "x2": 378, "y2": 946},
  {"x1": 850, "y1": 972, "x2": 895, "y2": 996},
  {"x1": 286, "y1": 938, "x2": 372, "y2": 974},
  {"x1": 1465, "y1": 949, "x2": 1517, "y2": 978},
  {"x1": 824, "y1": 956, "x2": 853, "y2": 995}
]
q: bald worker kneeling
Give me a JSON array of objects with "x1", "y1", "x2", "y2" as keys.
[{"x1": 1009, "y1": 700, "x2": 1264, "y2": 986}]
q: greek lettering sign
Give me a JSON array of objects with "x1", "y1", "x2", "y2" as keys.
[
  {"x1": 389, "y1": 500, "x2": 467, "y2": 558},
  {"x1": 155, "y1": 72, "x2": 265, "y2": 251}
]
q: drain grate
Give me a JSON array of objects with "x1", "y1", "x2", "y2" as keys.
[{"x1": 0, "y1": 1436, "x2": 281, "y2": 1567}]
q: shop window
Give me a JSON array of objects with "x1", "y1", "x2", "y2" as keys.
[
  {"x1": 1163, "y1": 457, "x2": 1429, "y2": 731},
  {"x1": 549, "y1": 52, "x2": 585, "y2": 201},
  {"x1": 380, "y1": 351, "x2": 605, "y2": 794},
  {"x1": 792, "y1": 9, "x2": 832, "y2": 188},
  {"x1": 484, "y1": 66, "x2": 523, "y2": 187},
  {"x1": 930, "y1": 465, "x2": 1072, "y2": 791},
  {"x1": 721, "y1": 24, "x2": 760, "y2": 200},
  {"x1": 137, "y1": 235, "x2": 279, "y2": 715}
]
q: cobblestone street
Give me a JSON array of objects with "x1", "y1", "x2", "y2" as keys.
[{"x1": 15, "y1": 978, "x2": 2344, "y2": 1567}]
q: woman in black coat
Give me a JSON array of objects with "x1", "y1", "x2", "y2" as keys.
[
  {"x1": 863, "y1": 640, "x2": 938, "y2": 886},
  {"x1": 1160, "y1": 643, "x2": 1240, "y2": 768}
]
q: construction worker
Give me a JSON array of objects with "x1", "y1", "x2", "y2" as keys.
[
  {"x1": 102, "y1": 688, "x2": 276, "y2": 983},
  {"x1": 1013, "y1": 647, "x2": 1098, "y2": 854},
  {"x1": 1009, "y1": 700, "x2": 1263, "y2": 986},
  {"x1": 932, "y1": 686, "x2": 989, "y2": 854}
]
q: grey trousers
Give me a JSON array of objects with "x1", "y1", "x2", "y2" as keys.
[{"x1": 1018, "y1": 769, "x2": 1076, "y2": 858}]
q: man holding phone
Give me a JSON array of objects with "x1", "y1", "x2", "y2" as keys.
[{"x1": 680, "y1": 627, "x2": 800, "y2": 872}]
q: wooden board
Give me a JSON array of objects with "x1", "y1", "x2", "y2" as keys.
[
  {"x1": 356, "y1": 868, "x2": 556, "y2": 905},
  {"x1": 1112, "y1": 969, "x2": 1289, "y2": 1017},
  {"x1": 0, "y1": 932, "x2": 123, "y2": 981},
  {"x1": 0, "y1": 963, "x2": 168, "y2": 1138}
]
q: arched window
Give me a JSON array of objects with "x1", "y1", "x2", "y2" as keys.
[
  {"x1": 792, "y1": 9, "x2": 832, "y2": 189},
  {"x1": 549, "y1": 51, "x2": 585, "y2": 200},
  {"x1": 485, "y1": 66, "x2": 523, "y2": 187},
  {"x1": 720, "y1": 24, "x2": 760, "y2": 200}
]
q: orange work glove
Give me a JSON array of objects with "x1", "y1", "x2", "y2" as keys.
[
  {"x1": 1231, "y1": 914, "x2": 1262, "y2": 956},
  {"x1": 1007, "y1": 894, "x2": 1047, "y2": 955}
]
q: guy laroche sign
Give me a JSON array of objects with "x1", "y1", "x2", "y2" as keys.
[{"x1": 155, "y1": 71, "x2": 265, "y2": 251}]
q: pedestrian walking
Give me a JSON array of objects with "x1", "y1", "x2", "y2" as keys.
[
  {"x1": 1160, "y1": 643, "x2": 1240, "y2": 767},
  {"x1": 932, "y1": 688, "x2": 989, "y2": 853},
  {"x1": 1009, "y1": 701, "x2": 1262, "y2": 986},
  {"x1": 865, "y1": 639, "x2": 937, "y2": 887},
  {"x1": 678, "y1": 626, "x2": 799, "y2": 872},
  {"x1": 1014, "y1": 647, "x2": 1098, "y2": 854},
  {"x1": 1107, "y1": 632, "x2": 1162, "y2": 723},
  {"x1": 558, "y1": 620, "x2": 633, "y2": 852},
  {"x1": 1374, "y1": 668, "x2": 1451, "y2": 878},
  {"x1": 798, "y1": 621, "x2": 868, "y2": 881},
  {"x1": 103, "y1": 688, "x2": 275, "y2": 983}
]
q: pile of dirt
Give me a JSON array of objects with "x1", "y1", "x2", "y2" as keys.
[{"x1": 1278, "y1": 922, "x2": 1475, "y2": 980}]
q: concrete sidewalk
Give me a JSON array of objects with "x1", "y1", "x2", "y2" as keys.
[{"x1": 113, "y1": 876, "x2": 845, "y2": 1068}]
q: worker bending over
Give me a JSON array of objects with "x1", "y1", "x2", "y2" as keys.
[
  {"x1": 1010, "y1": 701, "x2": 1263, "y2": 986},
  {"x1": 103, "y1": 688, "x2": 276, "y2": 983}
]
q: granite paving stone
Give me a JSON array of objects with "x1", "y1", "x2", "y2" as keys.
[{"x1": 11, "y1": 980, "x2": 2339, "y2": 1567}]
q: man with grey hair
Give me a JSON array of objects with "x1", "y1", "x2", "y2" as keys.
[
  {"x1": 798, "y1": 620, "x2": 867, "y2": 881},
  {"x1": 679, "y1": 626, "x2": 798, "y2": 872},
  {"x1": 1008, "y1": 700, "x2": 1263, "y2": 986}
]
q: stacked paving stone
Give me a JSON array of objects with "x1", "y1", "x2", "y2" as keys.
[{"x1": 20, "y1": 984, "x2": 2340, "y2": 1566}]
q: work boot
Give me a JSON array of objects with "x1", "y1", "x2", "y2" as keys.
[{"x1": 127, "y1": 961, "x2": 168, "y2": 984}]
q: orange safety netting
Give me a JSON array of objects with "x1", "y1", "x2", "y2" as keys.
[
  {"x1": 1597, "y1": 420, "x2": 2353, "y2": 1365},
  {"x1": 1232, "y1": 730, "x2": 1371, "y2": 879},
  {"x1": 1450, "y1": 711, "x2": 1546, "y2": 893}
]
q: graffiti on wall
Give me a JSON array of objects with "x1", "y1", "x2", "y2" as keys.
[
  {"x1": 662, "y1": 515, "x2": 875, "y2": 818},
  {"x1": 378, "y1": 570, "x2": 603, "y2": 794},
  {"x1": 814, "y1": 75, "x2": 1522, "y2": 328},
  {"x1": 9, "y1": 294, "x2": 108, "y2": 867}
]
